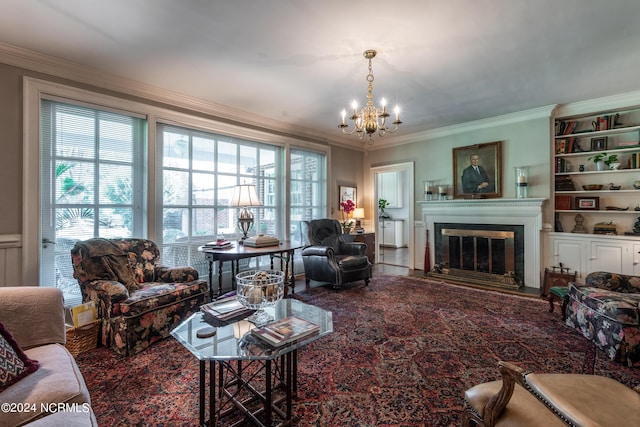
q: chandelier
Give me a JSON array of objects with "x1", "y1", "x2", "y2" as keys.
[{"x1": 338, "y1": 49, "x2": 402, "y2": 141}]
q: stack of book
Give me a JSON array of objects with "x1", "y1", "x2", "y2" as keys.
[
  {"x1": 201, "y1": 297, "x2": 253, "y2": 324},
  {"x1": 203, "y1": 239, "x2": 232, "y2": 249},
  {"x1": 251, "y1": 316, "x2": 319, "y2": 348}
]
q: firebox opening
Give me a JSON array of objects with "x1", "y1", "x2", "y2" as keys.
[{"x1": 432, "y1": 223, "x2": 524, "y2": 289}]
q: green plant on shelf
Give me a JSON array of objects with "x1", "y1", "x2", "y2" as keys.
[{"x1": 587, "y1": 152, "x2": 618, "y2": 166}]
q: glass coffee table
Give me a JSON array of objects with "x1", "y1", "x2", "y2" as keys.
[{"x1": 171, "y1": 298, "x2": 333, "y2": 427}]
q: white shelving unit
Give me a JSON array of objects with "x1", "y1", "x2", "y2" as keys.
[
  {"x1": 554, "y1": 108, "x2": 640, "y2": 235},
  {"x1": 549, "y1": 103, "x2": 640, "y2": 278}
]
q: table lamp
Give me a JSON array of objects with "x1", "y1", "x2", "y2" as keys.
[
  {"x1": 229, "y1": 184, "x2": 262, "y2": 242},
  {"x1": 352, "y1": 208, "x2": 365, "y2": 230}
]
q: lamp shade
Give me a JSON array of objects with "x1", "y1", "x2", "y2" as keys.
[
  {"x1": 352, "y1": 208, "x2": 365, "y2": 219},
  {"x1": 229, "y1": 184, "x2": 262, "y2": 207}
]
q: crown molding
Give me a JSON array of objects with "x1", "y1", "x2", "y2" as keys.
[
  {"x1": 0, "y1": 42, "x2": 342, "y2": 146},
  {"x1": 366, "y1": 105, "x2": 558, "y2": 151},
  {"x1": 554, "y1": 91, "x2": 640, "y2": 118}
]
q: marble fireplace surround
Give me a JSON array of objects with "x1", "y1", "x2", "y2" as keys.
[{"x1": 420, "y1": 198, "x2": 545, "y2": 289}]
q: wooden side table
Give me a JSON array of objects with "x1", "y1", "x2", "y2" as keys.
[
  {"x1": 343, "y1": 232, "x2": 375, "y2": 264},
  {"x1": 548, "y1": 286, "x2": 570, "y2": 320},
  {"x1": 542, "y1": 265, "x2": 576, "y2": 320}
]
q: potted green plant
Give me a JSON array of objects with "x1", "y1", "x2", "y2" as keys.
[
  {"x1": 588, "y1": 152, "x2": 618, "y2": 171},
  {"x1": 378, "y1": 198, "x2": 389, "y2": 218}
]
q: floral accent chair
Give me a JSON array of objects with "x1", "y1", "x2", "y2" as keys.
[
  {"x1": 71, "y1": 238, "x2": 208, "y2": 356},
  {"x1": 566, "y1": 271, "x2": 640, "y2": 367}
]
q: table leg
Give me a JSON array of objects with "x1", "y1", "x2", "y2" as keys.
[
  {"x1": 286, "y1": 250, "x2": 295, "y2": 295},
  {"x1": 286, "y1": 352, "x2": 292, "y2": 420},
  {"x1": 210, "y1": 361, "x2": 215, "y2": 427},
  {"x1": 199, "y1": 361, "x2": 205, "y2": 426},
  {"x1": 208, "y1": 259, "x2": 214, "y2": 301},
  {"x1": 217, "y1": 261, "x2": 224, "y2": 297},
  {"x1": 292, "y1": 349, "x2": 298, "y2": 397},
  {"x1": 265, "y1": 359, "x2": 272, "y2": 427}
]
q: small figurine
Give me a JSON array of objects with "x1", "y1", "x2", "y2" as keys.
[
  {"x1": 609, "y1": 183, "x2": 621, "y2": 190},
  {"x1": 571, "y1": 213, "x2": 587, "y2": 234}
]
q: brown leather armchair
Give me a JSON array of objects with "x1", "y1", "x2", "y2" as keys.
[{"x1": 301, "y1": 219, "x2": 372, "y2": 288}]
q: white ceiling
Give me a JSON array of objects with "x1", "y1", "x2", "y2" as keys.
[{"x1": 2, "y1": 0, "x2": 640, "y2": 147}]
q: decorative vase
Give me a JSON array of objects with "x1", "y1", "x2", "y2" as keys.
[
  {"x1": 514, "y1": 166, "x2": 529, "y2": 198},
  {"x1": 595, "y1": 161, "x2": 606, "y2": 171},
  {"x1": 343, "y1": 226, "x2": 353, "y2": 235}
]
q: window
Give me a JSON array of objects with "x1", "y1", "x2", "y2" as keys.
[
  {"x1": 157, "y1": 123, "x2": 283, "y2": 277},
  {"x1": 40, "y1": 99, "x2": 146, "y2": 304},
  {"x1": 289, "y1": 148, "x2": 327, "y2": 244},
  {"x1": 27, "y1": 79, "x2": 329, "y2": 303}
]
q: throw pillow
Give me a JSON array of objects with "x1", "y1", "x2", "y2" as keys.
[{"x1": 0, "y1": 321, "x2": 39, "y2": 392}]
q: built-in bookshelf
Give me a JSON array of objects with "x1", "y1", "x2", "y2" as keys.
[{"x1": 553, "y1": 106, "x2": 640, "y2": 236}]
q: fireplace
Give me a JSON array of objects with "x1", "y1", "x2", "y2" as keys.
[
  {"x1": 432, "y1": 223, "x2": 524, "y2": 289},
  {"x1": 419, "y1": 198, "x2": 545, "y2": 289}
]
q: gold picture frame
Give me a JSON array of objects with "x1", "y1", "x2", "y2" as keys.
[{"x1": 453, "y1": 141, "x2": 502, "y2": 199}]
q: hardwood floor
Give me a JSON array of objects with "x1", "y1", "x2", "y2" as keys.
[{"x1": 378, "y1": 246, "x2": 409, "y2": 267}]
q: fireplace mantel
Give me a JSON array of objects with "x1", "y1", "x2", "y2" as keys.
[{"x1": 419, "y1": 198, "x2": 546, "y2": 288}]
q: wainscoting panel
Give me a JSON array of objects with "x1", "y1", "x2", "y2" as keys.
[{"x1": 0, "y1": 234, "x2": 22, "y2": 286}]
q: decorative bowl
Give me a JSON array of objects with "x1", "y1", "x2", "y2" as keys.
[
  {"x1": 236, "y1": 270, "x2": 285, "y2": 325},
  {"x1": 582, "y1": 184, "x2": 603, "y2": 191}
]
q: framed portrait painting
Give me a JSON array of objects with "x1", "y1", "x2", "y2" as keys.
[
  {"x1": 339, "y1": 186, "x2": 356, "y2": 209},
  {"x1": 453, "y1": 141, "x2": 502, "y2": 199}
]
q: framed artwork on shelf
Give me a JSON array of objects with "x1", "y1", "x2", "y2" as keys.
[
  {"x1": 339, "y1": 186, "x2": 356, "y2": 209},
  {"x1": 453, "y1": 141, "x2": 502, "y2": 199},
  {"x1": 590, "y1": 137, "x2": 608, "y2": 151},
  {"x1": 575, "y1": 196, "x2": 600, "y2": 210}
]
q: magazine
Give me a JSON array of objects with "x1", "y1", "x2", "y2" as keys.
[
  {"x1": 201, "y1": 297, "x2": 252, "y2": 322},
  {"x1": 251, "y1": 316, "x2": 319, "y2": 347},
  {"x1": 202, "y1": 239, "x2": 233, "y2": 249}
]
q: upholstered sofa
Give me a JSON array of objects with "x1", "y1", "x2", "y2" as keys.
[
  {"x1": 566, "y1": 271, "x2": 640, "y2": 367},
  {"x1": 71, "y1": 238, "x2": 208, "y2": 356},
  {"x1": 0, "y1": 287, "x2": 97, "y2": 427},
  {"x1": 301, "y1": 219, "x2": 372, "y2": 288}
]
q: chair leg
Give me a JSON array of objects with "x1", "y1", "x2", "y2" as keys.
[{"x1": 305, "y1": 277, "x2": 310, "y2": 289}]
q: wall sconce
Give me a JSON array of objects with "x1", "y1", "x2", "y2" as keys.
[
  {"x1": 229, "y1": 184, "x2": 262, "y2": 242},
  {"x1": 352, "y1": 208, "x2": 365, "y2": 230}
]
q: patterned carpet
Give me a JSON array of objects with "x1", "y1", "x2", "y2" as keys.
[{"x1": 76, "y1": 274, "x2": 640, "y2": 426}]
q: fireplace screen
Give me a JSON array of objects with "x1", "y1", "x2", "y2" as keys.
[{"x1": 432, "y1": 223, "x2": 524, "y2": 289}]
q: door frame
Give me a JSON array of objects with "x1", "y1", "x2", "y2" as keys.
[{"x1": 370, "y1": 162, "x2": 415, "y2": 269}]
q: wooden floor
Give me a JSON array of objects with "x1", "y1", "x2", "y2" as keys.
[{"x1": 294, "y1": 262, "x2": 542, "y2": 300}]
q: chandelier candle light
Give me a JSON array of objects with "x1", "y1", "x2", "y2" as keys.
[
  {"x1": 338, "y1": 50, "x2": 402, "y2": 142},
  {"x1": 229, "y1": 184, "x2": 262, "y2": 242}
]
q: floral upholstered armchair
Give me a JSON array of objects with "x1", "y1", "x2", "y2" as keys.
[
  {"x1": 566, "y1": 271, "x2": 640, "y2": 367},
  {"x1": 71, "y1": 238, "x2": 208, "y2": 355}
]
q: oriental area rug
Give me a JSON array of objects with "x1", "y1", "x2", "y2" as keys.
[{"x1": 76, "y1": 274, "x2": 640, "y2": 426}]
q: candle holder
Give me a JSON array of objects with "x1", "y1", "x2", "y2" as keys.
[
  {"x1": 438, "y1": 185, "x2": 448, "y2": 200},
  {"x1": 424, "y1": 181, "x2": 433, "y2": 201},
  {"x1": 515, "y1": 166, "x2": 529, "y2": 198}
]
